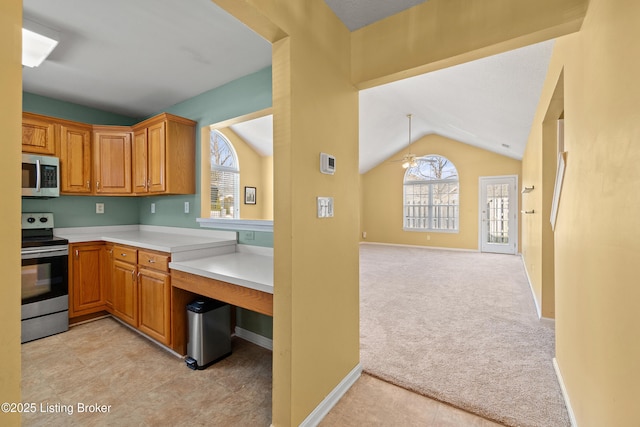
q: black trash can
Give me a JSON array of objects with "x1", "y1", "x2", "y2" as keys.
[{"x1": 184, "y1": 298, "x2": 231, "y2": 370}]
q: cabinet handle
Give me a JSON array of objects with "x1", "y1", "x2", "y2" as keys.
[
  {"x1": 148, "y1": 259, "x2": 155, "y2": 263},
  {"x1": 75, "y1": 249, "x2": 79, "y2": 258},
  {"x1": 131, "y1": 270, "x2": 135, "y2": 280},
  {"x1": 147, "y1": 179, "x2": 150, "y2": 188},
  {"x1": 86, "y1": 180, "x2": 90, "y2": 190},
  {"x1": 121, "y1": 253, "x2": 126, "y2": 257},
  {"x1": 96, "y1": 181, "x2": 100, "y2": 190}
]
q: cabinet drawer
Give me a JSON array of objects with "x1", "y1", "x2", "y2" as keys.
[
  {"x1": 138, "y1": 250, "x2": 170, "y2": 272},
  {"x1": 113, "y1": 246, "x2": 137, "y2": 263}
]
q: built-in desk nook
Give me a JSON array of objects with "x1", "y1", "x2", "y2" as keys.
[
  {"x1": 169, "y1": 247, "x2": 274, "y2": 355},
  {"x1": 54, "y1": 225, "x2": 274, "y2": 356}
]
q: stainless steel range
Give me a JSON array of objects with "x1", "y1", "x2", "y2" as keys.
[{"x1": 21, "y1": 213, "x2": 69, "y2": 343}]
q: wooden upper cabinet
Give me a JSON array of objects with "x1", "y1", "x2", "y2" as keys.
[
  {"x1": 133, "y1": 128, "x2": 149, "y2": 193},
  {"x1": 93, "y1": 126, "x2": 133, "y2": 195},
  {"x1": 22, "y1": 112, "x2": 56, "y2": 155},
  {"x1": 147, "y1": 121, "x2": 167, "y2": 193},
  {"x1": 59, "y1": 121, "x2": 92, "y2": 194},
  {"x1": 21, "y1": 111, "x2": 193, "y2": 197},
  {"x1": 132, "y1": 113, "x2": 195, "y2": 195}
]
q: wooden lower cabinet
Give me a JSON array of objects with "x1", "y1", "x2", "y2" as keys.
[
  {"x1": 69, "y1": 243, "x2": 107, "y2": 318},
  {"x1": 112, "y1": 259, "x2": 138, "y2": 328},
  {"x1": 138, "y1": 266, "x2": 171, "y2": 345},
  {"x1": 69, "y1": 241, "x2": 172, "y2": 346}
]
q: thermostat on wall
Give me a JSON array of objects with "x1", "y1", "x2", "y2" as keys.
[{"x1": 320, "y1": 153, "x2": 335, "y2": 175}]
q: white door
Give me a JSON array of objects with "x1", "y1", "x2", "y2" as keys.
[{"x1": 479, "y1": 176, "x2": 518, "y2": 254}]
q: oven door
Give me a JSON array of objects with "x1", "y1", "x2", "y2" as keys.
[{"x1": 21, "y1": 246, "x2": 68, "y2": 305}]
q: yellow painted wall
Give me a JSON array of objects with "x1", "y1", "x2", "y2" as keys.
[
  {"x1": 214, "y1": 1, "x2": 359, "y2": 425},
  {"x1": 362, "y1": 134, "x2": 521, "y2": 250},
  {"x1": 261, "y1": 155, "x2": 274, "y2": 220},
  {"x1": 521, "y1": 71, "x2": 564, "y2": 319},
  {"x1": 522, "y1": 0, "x2": 640, "y2": 423},
  {"x1": 218, "y1": 127, "x2": 273, "y2": 220},
  {"x1": 0, "y1": 0, "x2": 22, "y2": 423},
  {"x1": 351, "y1": 0, "x2": 588, "y2": 89}
]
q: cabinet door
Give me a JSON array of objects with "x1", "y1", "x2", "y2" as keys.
[
  {"x1": 138, "y1": 267, "x2": 171, "y2": 345},
  {"x1": 112, "y1": 260, "x2": 138, "y2": 327},
  {"x1": 70, "y1": 244, "x2": 105, "y2": 317},
  {"x1": 133, "y1": 128, "x2": 149, "y2": 193},
  {"x1": 103, "y1": 244, "x2": 114, "y2": 311},
  {"x1": 60, "y1": 123, "x2": 92, "y2": 194},
  {"x1": 147, "y1": 121, "x2": 166, "y2": 193},
  {"x1": 93, "y1": 130, "x2": 132, "y2": 194},
  {"x1": 22, "y1": 113, "x2": 56, "y2": 155}
]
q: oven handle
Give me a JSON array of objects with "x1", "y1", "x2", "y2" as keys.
[{"x1": 21, "y1": 247, "x2": 69, "y2": 259}]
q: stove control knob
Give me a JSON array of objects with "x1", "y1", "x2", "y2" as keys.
[
  {"x1": 27, "y1": 217, "x2": 36, "y2": 223},
  {"x1": 39, "y1": 217, "x2": 48, "y2": 223}
]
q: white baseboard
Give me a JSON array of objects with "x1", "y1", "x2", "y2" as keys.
[
  {"x1": 234, "y1": 326, "x2": 273, "y2": 351},
  {"x1": 360, "y1": 241, "x2": 479, "y2": 252},
  {"x1": 520, "y1": 254, "x2": 543, "y2": 319},
  {"x1": 299, "y1": 364, "x2": 362, "y2": 427},
  {"x1": 553, "y1": 358, "x2": 578, "y2": 427}
]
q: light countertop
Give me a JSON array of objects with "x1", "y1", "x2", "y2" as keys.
[
  {"x1": 169, "y1": 248, "x2": 273, "y2": 294},
  {"x1": 55, "y1": 224, "x2": 273, "y2": 294},
  {"x1": 55, "y1": 225, "x2": 236, "y2": 254}
]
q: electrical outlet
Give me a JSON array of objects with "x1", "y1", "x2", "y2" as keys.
[
  {"x1": 184, "y1": 202, "x2": 190, "y2": 214},
  {"x1": 96, "y1": 203, "x2": 104, "y2": 214},
  {"x1": 362, "y1": 231, "x2": 367, "y2": 239},
  {"x1": 151, "y1": 203, "x2": 156, "y2": 214}
]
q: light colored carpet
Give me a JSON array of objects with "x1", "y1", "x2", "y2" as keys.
[{"x1": 359, "y1": 244, "x2": 570, "y2": 427}]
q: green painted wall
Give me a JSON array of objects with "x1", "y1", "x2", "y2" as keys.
[
  {"x1": 21, "y1": 92, "x2": 140, "y2": 224},
  {"x1": 23, "y1": 92, "x2": 138, "y2": 125},
  {"x1": 138, "y1": 67, "x2": 273, "y2": 230},
  {"x1": 22, "y1": 197, "x2": 139, "y2": 227}
]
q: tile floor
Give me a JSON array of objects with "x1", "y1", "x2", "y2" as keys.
[{"x1": 21, "y1": 317, "x2": 503, "y2": 426}]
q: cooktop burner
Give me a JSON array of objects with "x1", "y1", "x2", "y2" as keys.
[{"x1": 21, "y1": 213, "x2": 69, "y2": 248}]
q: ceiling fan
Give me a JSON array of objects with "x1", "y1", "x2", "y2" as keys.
[{"x1": 400, "y1": 113, "x2": 417, "y2": 169}]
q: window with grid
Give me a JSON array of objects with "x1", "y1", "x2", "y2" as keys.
[
  {"x1": 210, "y1": 131, "x2": 239, "y2": 219},
  {"x1": 403, "y1": 155, "x2": 459, "y2": 231}
]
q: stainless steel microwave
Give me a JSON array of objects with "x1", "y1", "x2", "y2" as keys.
[{"x1": 22, "y1": 153, "x2": 60, "y2": 198}]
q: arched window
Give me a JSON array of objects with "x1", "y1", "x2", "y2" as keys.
[
  {"x1": 403, "y1": 155, "x2": 459, "y2": 231},
  {"x1": 210, "y1": 130, "x2": 239, "y2": 218}
]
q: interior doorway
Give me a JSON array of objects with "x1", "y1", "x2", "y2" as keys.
[{"x1": 479, "y1": 175, "x2": 518, "y2": 254}]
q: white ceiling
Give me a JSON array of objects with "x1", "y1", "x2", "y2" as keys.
[
  {"x1": 22, "y1": 0, "x2": 272, "y2": 118},
  {"x1": 22, "y1": 0, "x2": 553, "y2": 174}
]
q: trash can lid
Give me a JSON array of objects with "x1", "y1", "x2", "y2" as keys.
[{"x1": 186, "y1": 298, "x2": 228, "y2": 313}]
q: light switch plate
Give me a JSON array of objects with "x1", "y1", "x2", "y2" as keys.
[
  {"x1": 96, "y1": 203, "x2": 104, "y2": 214},
  {"x1": 317, "y1": 197, "x2": 334, "y2": 218},
  {"x1": 151, "y1": 203, "x2": 156, "y2": 214},
  {"x1": 184, "y1": 202, "x2": 190, "y2": 214}
]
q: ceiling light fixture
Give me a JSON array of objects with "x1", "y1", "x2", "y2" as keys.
[
  {"x1": 401, "y1": 114, "x2": 418, "y2": 169},
  {"x1": 22, "y1": 19, "x2": 59, "y2": 68}
]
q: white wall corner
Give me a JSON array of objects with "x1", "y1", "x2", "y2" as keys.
[
  {"x1": 298, "y1": 363, "x2": 362, "y2": 427},
  {"x1": 553, "y1": 358, "x2": 578, "y2": 427}
]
